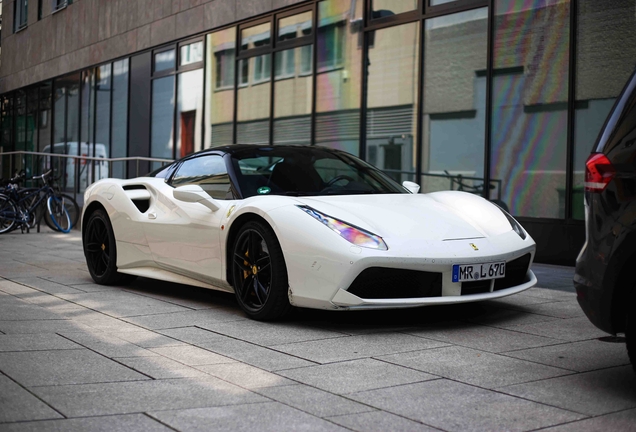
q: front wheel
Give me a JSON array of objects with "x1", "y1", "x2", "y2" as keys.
[
  {"x1": 0, "y1": 194, "x2": 17, "y2": 234},
  {"x1": 231, "y1": 221, "x2": 291, "y2": 321},
  {"x1": 45, "y1": 194, "x2": 79, "y2": 233}
]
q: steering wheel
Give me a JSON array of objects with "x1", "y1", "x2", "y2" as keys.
[{"x1": 325, "y1": 175, "x2": 355, "y2": 188}]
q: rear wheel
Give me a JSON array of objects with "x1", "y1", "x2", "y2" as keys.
[
  {"x1": 0, "y1": 194, "x2": 17, "y2": 234},
  {"x1": 18, "y1": 188, "x2": 44, "y2": 229},
  {"x1": 231, "y1": 221, "x2": 291, "y2": 320},
  {"x1": 83, "y1": 209, "x2": 135, "y2": 285}
]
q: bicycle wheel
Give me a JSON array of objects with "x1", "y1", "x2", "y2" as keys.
[
  {"x1": 0, "y1": 194, "x2": 17, "y2": 234},
  {"x1": 46, "y1": 195, "x2": 72, "y2": 233},
  {"x1": 18, "y1": 188, "x2": 44, "y2": 228},
  {"x1": 44, "y1": 194, "x2": 79, "y2": 233}
]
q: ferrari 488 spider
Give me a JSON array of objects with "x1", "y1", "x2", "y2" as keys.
[{"x1": 82, "y1": 145, "x2": 536, "y2": 320}]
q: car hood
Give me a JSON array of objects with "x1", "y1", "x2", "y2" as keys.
[{"x1": 295, "y1": 193, "x2": 507, "y2": 242}]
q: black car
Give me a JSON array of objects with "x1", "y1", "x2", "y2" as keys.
[{"x1": 574, "y1": 69, "x2": 636, "y2": 372}]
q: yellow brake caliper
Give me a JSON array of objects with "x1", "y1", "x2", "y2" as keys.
[{"x1": 243, "y1": 250, "x2": 249, "y2": 280}]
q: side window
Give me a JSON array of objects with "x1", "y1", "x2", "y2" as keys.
[{"x1": 171, "y1": 155, "x2": 232, "y2": 199}]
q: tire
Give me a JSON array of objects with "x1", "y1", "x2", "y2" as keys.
[
  {"x1": 45, "y1": 194, "x2": 79, "y2": 233},
  {"x1": 627, "y1": 291, "x2": 636, "y2": 374},
  {"x1": 18, "y1": 188, "x2": 44, "y2": 229},
  {"x1": 0, "y1": 194, "x2": 17, "y2": 234},
  {"x1": 83, "y1": 209, "x2": 135, "y2": 285},
  {"x1": 231, "y1": 221, "x2": 291, "y2": 321}
]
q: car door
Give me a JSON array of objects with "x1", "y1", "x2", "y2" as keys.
[{"x1": 143, "y1": 154, "x2": 233, "y2": 281}]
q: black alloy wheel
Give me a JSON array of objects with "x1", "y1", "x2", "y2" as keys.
[
  {"x1": 231, "y1": 221, "x2": 291, "y2": 320},
  {"x1": 83, "y1": 209, "x2": 135, "y2": 285}
]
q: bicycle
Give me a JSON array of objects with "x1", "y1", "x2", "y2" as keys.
[{"x1": 0, "y1": 170, "x2": 80, "y2": 234}]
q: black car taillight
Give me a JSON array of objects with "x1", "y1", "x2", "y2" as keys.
[{"x1": 585, "y1": 153, "x2": 615, "y2": 193}]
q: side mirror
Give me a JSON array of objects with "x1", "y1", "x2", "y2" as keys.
[
  {"x1": 402, "y1": 181, "x2": 420, "y2": 194},
  {"x1": 173, "y1": 185, "x2": 220, "y2": 212}
]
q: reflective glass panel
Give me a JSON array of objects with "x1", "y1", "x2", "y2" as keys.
[
  {"x1": 490, "y1": 0, "x2": 570, "y2": 218},
  {"x1": 26, "y1": 88, "x2": 38, "y2": 154},
  {"x1": 573, "y1": 1, "x2": 636, "y2": 219},
  {"x1": 365, "y1": 22, "x2": 419, "y2": 183},
  {"x1": 278, "y1": 11, "x2": 313, "y2": 42},
  {"x1": 274, "y1": 47, "x2": 313, "y2": 145},
  {"x1": 205, "y1": 28, "x2": 236, "y2": 147},
  {"x1": 421, "y1": 8, "x2": 488, "y2": 195},
  {"x1": 95, "y1": 64, "x2": 111, "y2": 157},
  {"x1": 241, "y1": 23, "x2": 271, "y2": 50},
  {"x1": 180, "y1": 41, "x2": 204, "y2": 66},
  {"x1": 112, "y1": 59, "x2": 129, "y2": 179},
  {"x1": 430, "y1": 0, "x2": 457, "y2": 5},
  {"x1": 151, "y1": 76, "x2": 175, "y2": 162},
  {"x1": 177, "y1": 69, "x2": 204, "y2": 157},
  {"x1": 15, "y1": 91, "x2": 26, "y2": 152},
  {"x1": 372, "y1": 0, "x2": 417, "y2": 17},
  {"x1": 155, "y1": 49, "x2": 176, "y2": 73},
  {"x1": 38, "y1": 82, "x2": 52, "y2": 153},
  {"x1": 237, "y1": 54, "x2": 271, "y2": 144},
  {"x1": 316, "y1": 0, "x2": 362, "y2": 154}
]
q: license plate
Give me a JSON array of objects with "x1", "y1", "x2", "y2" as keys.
[{"x1": 452, "y1": 261, "x2": 506, "y2": 283}]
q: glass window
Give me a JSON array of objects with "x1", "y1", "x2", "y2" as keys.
[
  {"x1": 372, "y1": 0, "x2": 417, "y2": 18},
  {"x1": 573, "y1": 1, "x2": 636, "y2": 219},
  {"x1": 52, "y1": 73, "x2": 80, "y2": 191},
  {"x1": 274, "y1": 47, "x2": 313, "y2": 145},
  {"x1": 112, "y1": 59, "x2": 129, "y2": 179},
  {"x1": 278, "y1": 11, "x2": 312, "y2": 42},
  {"x1": 315, "y1": 0, "x2": 362, "y2": 155},
  {"x1": 151, "y1": 76, "x2": 175, "y2": 164},
  {"x1": 15, "y1": 91, "x2": 26, "y2": 152},
  {"x1": 275, "y1": 49, "x2": 295, "y2": 78},
  {"x1": 14, "y1": 0, "x2": 27, "y2": 31},
  {"x1": 180, "y1": 41, "x2": 204, "y2": 66},
  {"x1": 26, "y1": 88, "x2": 38, "y2": 154},
  {"x1": 421, "y1": 8, "x2": 488, "y2": 195},
  {"x1": 366, "y1": 22, "x2": 420, "y2": 183},
  {"x1": 38, "y1": 82, "x2": 52, "y2": 153},
  {"x1": 239, "y1": 59, "x2": 249, "y2": 85},
  {"x1": 171, "y1": 155, "x2": 231, "y2": 199},
  {"x1": 155, "y1": 49, "x2": 176, "y2": 73},
  {"x1": 177, "y1": 69, "x2": 204, "y2": 158},
  {"x1": 254, "y1": 54, "x2": 271, "y2": 83},
  {"x1": 490, "y1": 0, "x2": 570, "y2": 218},
  {"x1": 317, "y1": 22, "x2": 345, "y2": 71},
  {"x1": 214, "y1": 47, "x2": 235, "y2": 89},
  {"x1": 205, "y1": 28, "x2": 236, "y2": 148},
  {"x1": 430, "y1": 0, "x2": 457, "y2": 5},
  {"x1": 237, "y1": 54, "x2": 271, "y2": 144},
  {"x1": 95, "y1": 64, "x2": 111, "y2": 159},
  {"x1": 241, "y1": 23, "x2": 271, "y2": 51}
]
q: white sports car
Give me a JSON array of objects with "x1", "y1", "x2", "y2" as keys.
[{"x1": 82, "y1": 145, "x2": 536, "y2": 320}]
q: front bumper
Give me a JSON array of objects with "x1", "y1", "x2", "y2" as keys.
[{"x1": 331, "y1": 270, "x2": 536, "y2": 309}]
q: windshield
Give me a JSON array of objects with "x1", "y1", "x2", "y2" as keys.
[{"x1": 231, "y1": 147, "x2": 407, "y2": 198}]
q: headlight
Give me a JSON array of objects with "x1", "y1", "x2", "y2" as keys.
[
  {"x1": 497, "y1": 206, "x2": 526, "y2": 240},
  {"x1": 297, "y1": 205, "x2": 388, "y2": 250}
]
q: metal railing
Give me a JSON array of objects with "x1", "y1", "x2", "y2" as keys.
[{"x1": 0, "y1": 151, "x2": 174, "y2": 205}]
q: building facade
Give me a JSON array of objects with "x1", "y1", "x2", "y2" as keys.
[{"x1": 0, "y1": 0, "x2": 635, "y2": 264}]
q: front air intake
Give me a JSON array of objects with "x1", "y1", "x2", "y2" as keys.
[{"x1": 347, "y1": 267, "x2": 442, "y2": 299}]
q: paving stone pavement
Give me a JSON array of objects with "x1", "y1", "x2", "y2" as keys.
[{"x1": 1, "y1": 229, "x2": 635, "y2": 431}]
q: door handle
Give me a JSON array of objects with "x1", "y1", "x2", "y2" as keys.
[{"x1": 148, "y1": 212, "x2": 157, "y2": 219}]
